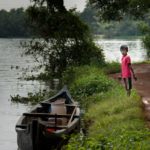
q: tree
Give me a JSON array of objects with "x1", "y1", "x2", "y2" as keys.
[
  {"x1": 139, "y1": 12, "x2": 150, "y2": 59},
  {"x1": 89, "y1": 0, "x2": 150, "y2": 21},
  {"x1": 79, "y1": 3, "x2": 143, "y2": 37},
  {"x1": 79, "y1": 4, "x2": 102, "y2": 34},
  {"x1": 23, "y1": 0, "x2": 104, "y2": 77},
  {"x1": 89, "y1": 0, "x2": 150, "y2": 59}
]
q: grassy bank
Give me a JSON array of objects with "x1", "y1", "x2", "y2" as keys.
[{"x1": 62, "y1": 65, "x2": 150, "y2": 149}]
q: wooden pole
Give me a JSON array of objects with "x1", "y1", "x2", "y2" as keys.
[{"x1": 68, "y1": 106, "x2": 77, "y2": 125}]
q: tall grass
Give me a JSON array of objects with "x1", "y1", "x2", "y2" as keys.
[{"x1": 62, "y1": 65, "x2": 150, "y2": 150}]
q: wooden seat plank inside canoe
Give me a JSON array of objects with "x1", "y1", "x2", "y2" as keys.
[{"x1": 23, "y1": 113, "x2": 79, "y2": 118}]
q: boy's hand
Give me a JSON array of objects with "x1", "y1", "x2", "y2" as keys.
[
  {"x1": 118, "y1": 76, "x2": 122, "y2": 81},
  {"x1": 133, "y1": 75, "x2": 137, "y2": 81}
]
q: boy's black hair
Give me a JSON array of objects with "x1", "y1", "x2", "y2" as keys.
[{"x1": 120, "y1": 45, "x2": 128, "y2": 51}]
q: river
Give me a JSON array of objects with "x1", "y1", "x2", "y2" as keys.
[
  {"x1": 96, "y1": 38, "x2": 147, "y2": 62},
  {"x1": 0, "y1": 38, "x2": 147, "y2": 150}
]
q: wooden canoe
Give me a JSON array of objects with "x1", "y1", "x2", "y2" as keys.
[{"x1": 16, "y1": 86, "x2": 80, "y2": 150}]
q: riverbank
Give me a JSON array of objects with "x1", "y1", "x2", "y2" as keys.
[
  {"x1": 111, "y1": 62, "x2": 150, "y2": 128},
  {"x1": 62, "y1": 64, "x2": 150, "y2": 149},
  {"x1": 10, "y1": 62, "x2": 150, "y2": 149}
]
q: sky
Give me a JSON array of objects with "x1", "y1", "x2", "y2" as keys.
[{"x1": 0, "y1": 0, "x2": 87, "y2": 12}]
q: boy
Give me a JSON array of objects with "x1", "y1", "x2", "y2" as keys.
[{"x1": 119, "y1": 45, "x2": 137, "y2": 96}]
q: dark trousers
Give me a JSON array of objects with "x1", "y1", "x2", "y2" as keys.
[{"x1": 123, "y1": 77, "x2": 132, "y2": 90}]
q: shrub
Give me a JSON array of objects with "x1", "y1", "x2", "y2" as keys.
[{"x1": 62, "y1": 65, "x2": 115, "y2": 108}]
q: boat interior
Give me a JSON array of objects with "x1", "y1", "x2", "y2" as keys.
[{"x1": 21, "y1": 98, "x2": 78, "y2": 128}]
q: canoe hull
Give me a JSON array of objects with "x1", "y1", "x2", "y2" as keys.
[
  {"x1": 16, "y1": 86, "x2": 80, "y2": 150},
  {"x1": 16, "y1": 118, "x2": 80, "y2": 150}
]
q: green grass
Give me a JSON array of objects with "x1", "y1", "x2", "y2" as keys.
[
  {"x1": 62, "y1": 65, "x2": 150, "y2": 150},
  {"x1": 84, "y1": 89, "x2": 150, "y2": 149}
]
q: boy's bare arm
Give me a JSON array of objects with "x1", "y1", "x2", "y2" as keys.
[{"x1": 128, "y1": 64, "x2": 137, "y2": 80}]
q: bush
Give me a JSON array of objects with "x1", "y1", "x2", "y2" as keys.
[
  {"x1": 139, "y1": 22, "x2": 150, "y2": 60},
  {"x1": 143, "y1": 35, "x2": 150, "y2": 59},
  {"x1": 71, "y1": 74, "x2": 113, "y2": 104},
  {"x1": 62, "y1": 65, "x2": 115, "y2": 108},
  {"x1": 11, "y1": 89, "x2": 56, "y2": 105}
]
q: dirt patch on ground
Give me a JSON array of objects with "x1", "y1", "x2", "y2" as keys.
[{"x1": 111, "y1": 63, "x2": 150, "y2": 127}]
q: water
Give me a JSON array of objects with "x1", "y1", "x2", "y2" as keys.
[
  {"x1": 0, "y1": 38, "x2": 147, "y2": 150},
  {"x1": 0, "y1": 39, "x2": 46, "y2": 150},
  {"x1": 96, "y1": 39, "x2": 147, "y2": 62}
]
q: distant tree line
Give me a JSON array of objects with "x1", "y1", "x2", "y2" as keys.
[
  {"x1": 0, "y1": 8, "x2": 30, "y2": 37},
  {"x1": 0, "y1": 7, "x2": 149, "y2": 38},
  {"x1": 79, "y1": 4, "x2": 150, "y2": 38}
]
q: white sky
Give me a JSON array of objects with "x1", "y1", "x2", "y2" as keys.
[{"x1": 0, "y1": 0, "x2": 87, "y2": 12}]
